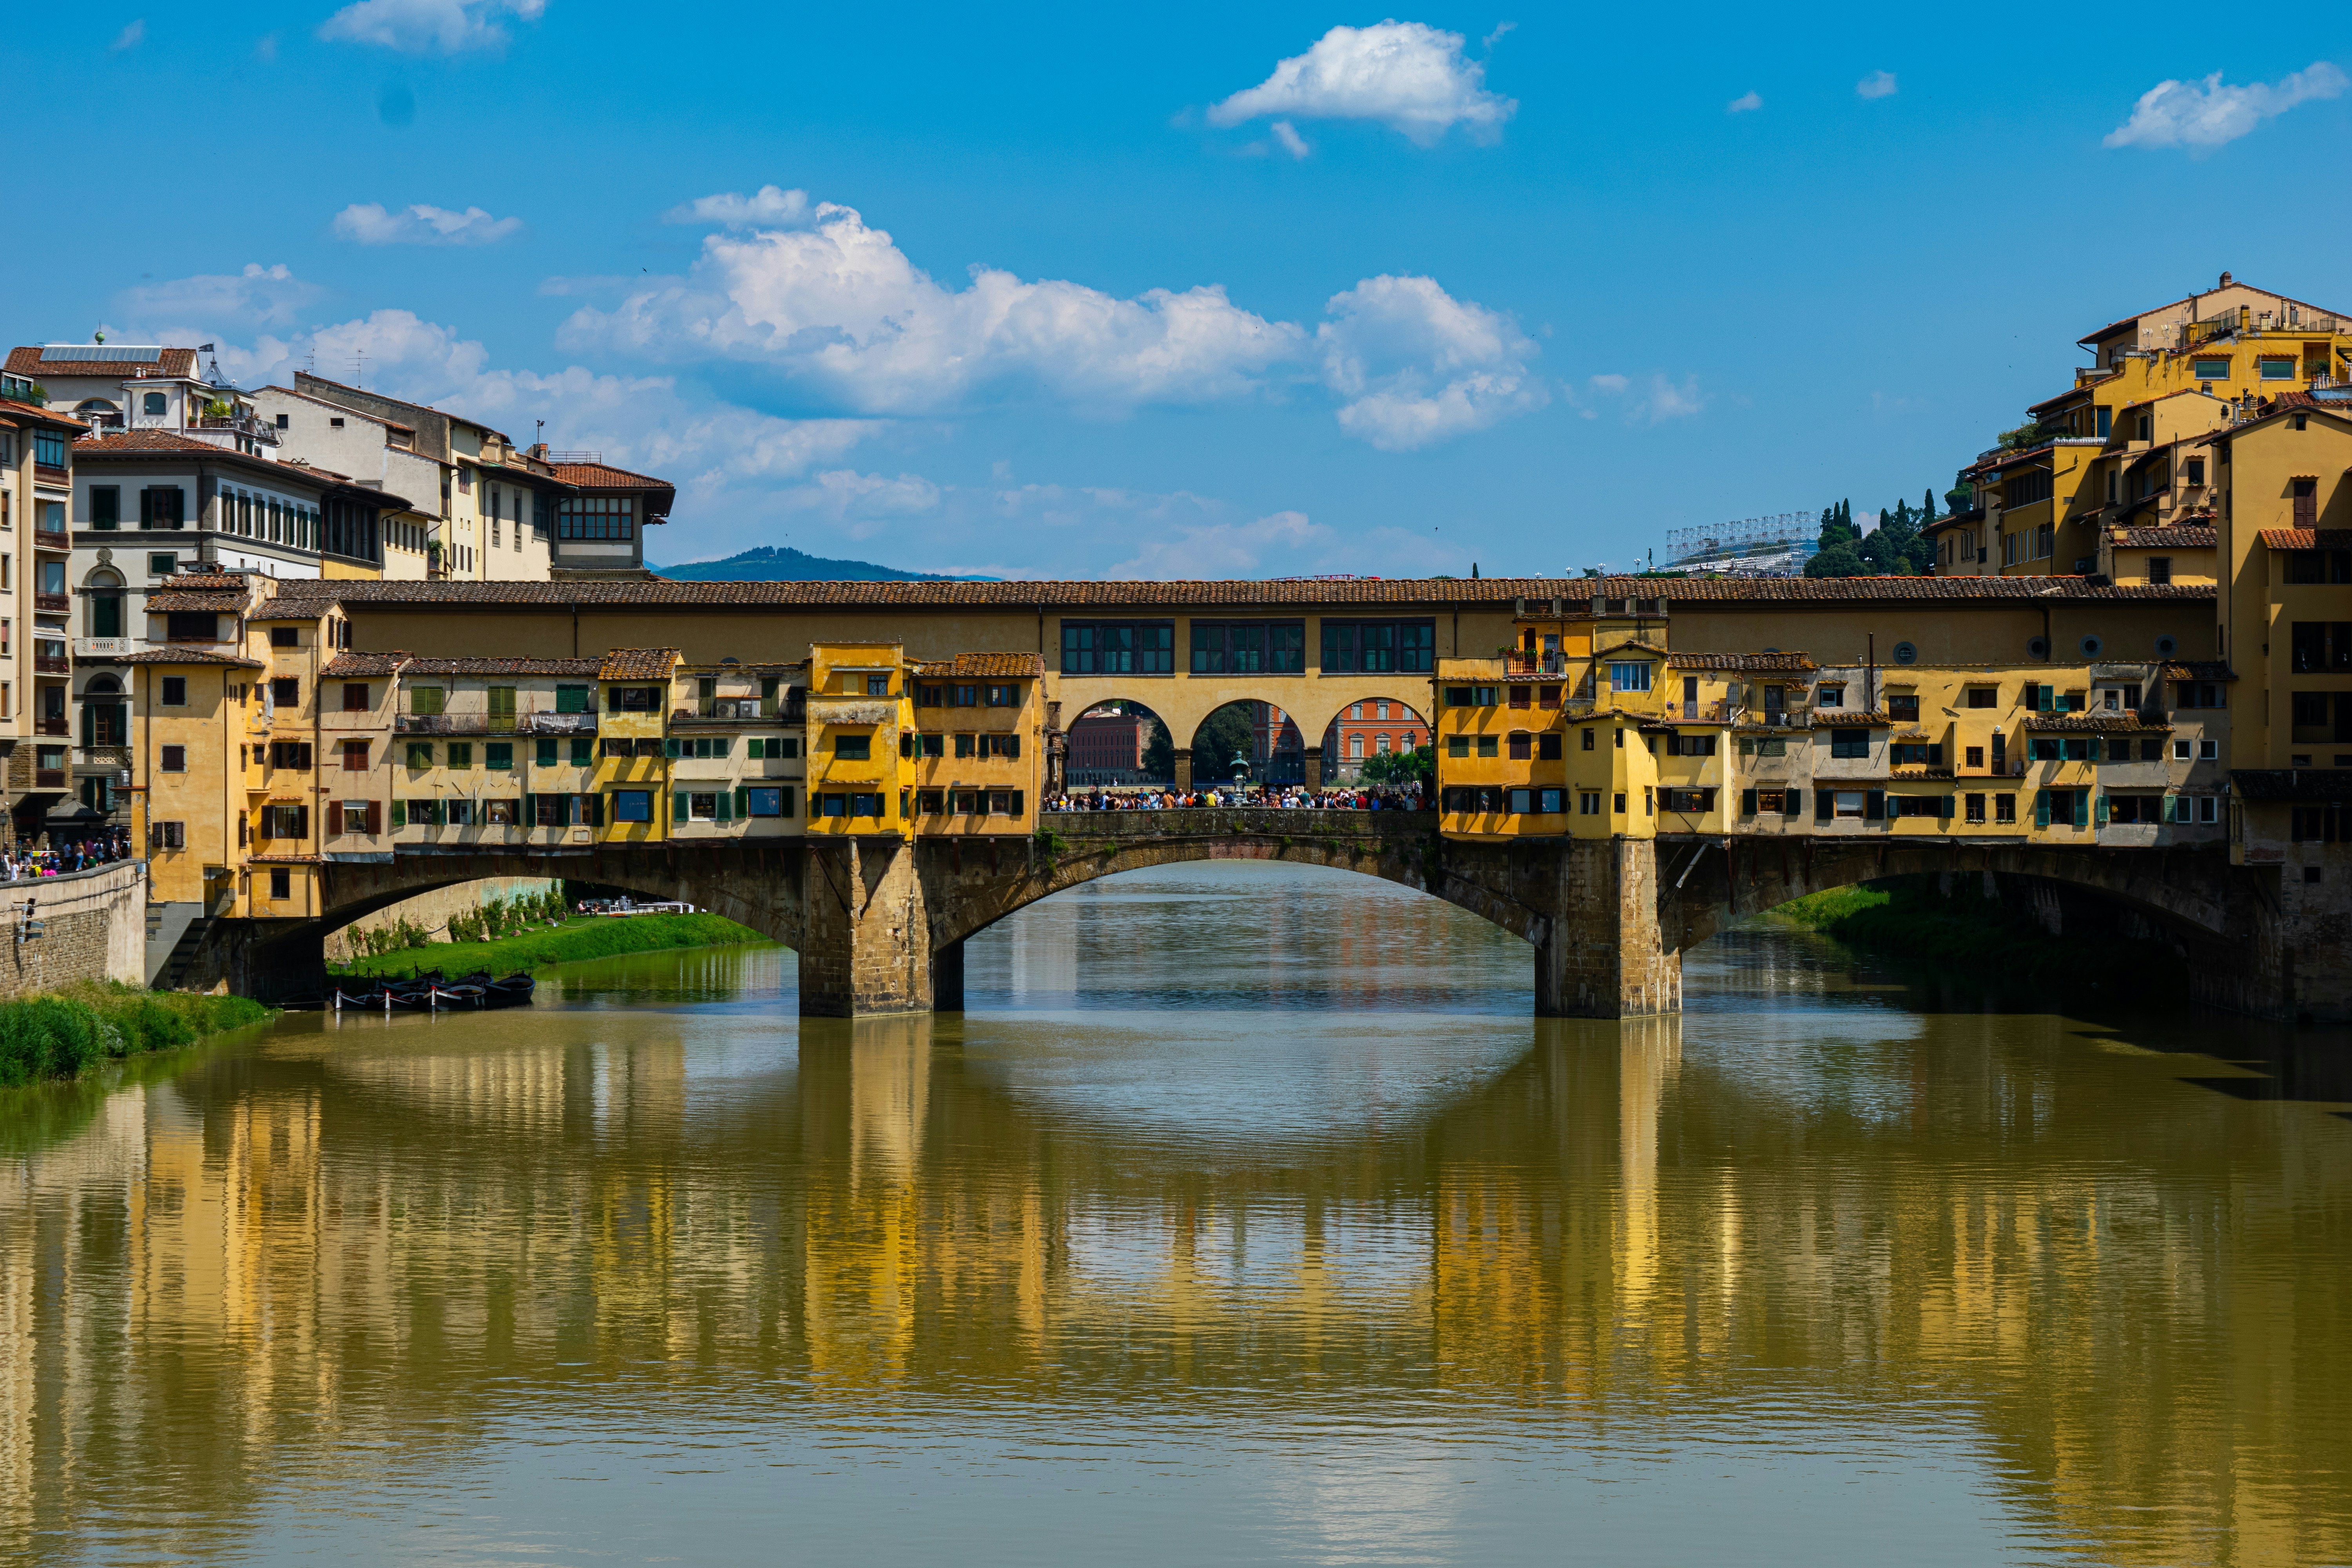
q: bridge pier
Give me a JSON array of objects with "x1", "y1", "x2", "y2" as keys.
[
  {"x1": 800, "y1": 836, "x2": 937, "y2": 1018},
  {"x1": 1171, "y1": 748, "x2": 1192, "y2": 790},
  {"x1": 1534, "y1": 838, "x2": 1681, "y2": 1018},
  {"x1": 1303, "y1": 746, "x2": 1322, "y2": 790}
]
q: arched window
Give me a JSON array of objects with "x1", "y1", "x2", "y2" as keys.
[
  {"x1": 142, "y1": 392, "x2": 167, "y2": 417},
  {"x1": 85, "y1": 568, "x2": 123, "y2": 639},
  {"x1": 81, "y1": 671, "x2": 126, "y2": 746}
]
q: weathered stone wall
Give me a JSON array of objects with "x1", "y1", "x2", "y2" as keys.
[
  {"x1": 0, "y1": 862, "x2": 146, "y2": 998},
  {"x1": 320, "y1": 876, "x2": 561, "y2": 962},
  {"x1": 800, "y1": 838, "x2": 933, "y2": 1017},
  {"x1": 1534, "y1": 838, "x2": 1681, "y2": 1018}
]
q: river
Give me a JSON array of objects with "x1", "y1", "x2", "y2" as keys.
[{"x1": 3, "y1": 861, "x2": 2349, "y2": 1566}]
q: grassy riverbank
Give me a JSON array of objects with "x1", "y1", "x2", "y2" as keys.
[
  {"x1": 0, "y1": 983, "x2": 273, "y2": 1091},
  {"x1": 330, "y1": 912, "x2": 764, "y2": 980},
  {"x1": 1768, "y1": 875, "x2": 2186, "y2": 999}
]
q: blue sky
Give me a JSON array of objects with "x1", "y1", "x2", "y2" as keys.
[{"x1": 7, "y1": 4, "x2": 2348, "y2": 578}]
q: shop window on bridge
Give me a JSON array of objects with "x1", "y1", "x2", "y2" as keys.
[
  {"x1": 1664, "y1": 733, "x2": 1716, "y2": 757},
  {"x1": 1661, "y1": 788, "x2": 1715, "y2": 813},
  {"x1": 1190, "y1": 620, "x2": 1304, "y2": 675},
  {"x1": 1062, "y1": 620, "x2": 1174, "y2": 675},
  {"x1": 2105, "y1": 794, "x2": 2163, "y2": 824},
  {"x1": 1829, "y1": 729, "x2": 1871, "y2": 759},
  {"x1": 1887, "y1": 694, "x2": 1920, "y2": 722},
  {"x1": 1890, "y1": 742, "x2": 1943, "y2": 765},
  {"x1": 1440, "y1": 785, "x2": 1504, "y2": 812},
  {"x1": 2173, "y1": 681, "x2": 2226, "y2": 708},
  {"x1": 613, "y1": 790, "x2": 652, "y2": 823},
  {"x1": 748, "y1": 787, "x2": 791, "y2": 817},
  {"x1": 1321, "y1": 619, "x2": 1434, "y2": 674},
  {"x1": 607, "y1": 685, "x2": 660, "y2": 712}
]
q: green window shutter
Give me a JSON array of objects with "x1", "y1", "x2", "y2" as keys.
[
  {"x1": 537, "y1": 739, "x2": 557, "y2": 766},
  {"x1": 2095, "y1": 793, "x2": 2109, "y2": 826},
  {"x1": 390, "y1": 800, "x2": 407, "y2": 829},
  {"x1": 2085, "y1": 738, "x2": 2102, "y2": 763},
  {"x1": 2036, "y1": 791, "x2": 2051, "y2": 828},
  {"x1": 522, "y1": 793, "x2": 535, "y2": 824},
  {"x1": 1815, "y1": 789, "x2": 1833, "y2": 822},
  {"x1": 734, "y1": 786, "x2": 748, "y2": 819},
  {"x1": 715, "y1": 737, "x2": 730, "y2": 758},
  {"x1": 1865, "y1": 789, "x2": 1884, "y2": 820},
  {"x1": 555, "y1": 685, "x2": 588, "y2": 714},
  {"x1": 1785, "y1": 789, "x2": 1802, "y2": 817},
  {"x1": 1741, "y1": 788, "x2": 1757, "y2": 816},
  {"x1": 746, "y1": 737, "x2": 763, "y2": 760},
  {"x1": 80, "y1": 702, "x2": 94, "y2": 746},
  {"x1": 674, "y1": 790, "x2": 690, "y2": 822},
  {"x1": 1928, "y1": 744, "x2": 1943, "y2": 766},
  {"x1": 1940, "y1": 794, "x2": 1955, "y2": 821},
  {"x1": 664, "y1": 737, "x2": 680, "y2": 759},
  {"x1": 779, "y1": 788, "x2": 796, "y2": 818},
  {"x1": 571, "y1": 737, "x2": 593, "y2": 764},
  {"x1": 2078, "y1": 790, "x2": 2091, "y2": 827},
  {"x1": 714, "y1": 790, "x2": 732, "y2": 822}
]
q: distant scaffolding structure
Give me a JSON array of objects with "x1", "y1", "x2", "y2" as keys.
[{"x1": 1663, "y1": 511, "x2": 1818, "y2": 574}]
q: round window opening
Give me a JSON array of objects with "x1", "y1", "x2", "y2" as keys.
[
  {"x1": 2027, "y1": 636, "x2": 2051, "y2": 659},
  {"x1": 1891, "y1": 641, "x2": 1918, "y2": 665},
  {"x1": 2154, "y1": 634, "x2": 2179, "y2": 657},
  {"x1": 2080, "y1": 634, "x2": 2103, "y2": 657}
]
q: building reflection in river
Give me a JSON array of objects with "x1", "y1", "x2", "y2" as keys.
[{"x1": 2, "y1": 896, "x2": 2350, "y2": 1564}]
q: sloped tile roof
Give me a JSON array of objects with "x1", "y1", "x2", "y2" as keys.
[
  {"x1": 7, "y1": 346, "x2": 197, "y2": 378},
  {"x1": 598, "y1": 646, "x2": 680, "y2": 680},
  {"x1": 259, "y1": 573, "x2": 2217, "y2": 611},
  {"x1": 909, "y1": 652, "x2": 1047, "y2": 678},
  {"x1": 1592, "y1": 638, "x2": 1672, "y2": 659},
  {"x1": 116, "y1": 647, "x2": 264, "y2": 668},
  {"x1": 402, "y1": 656, "x2": 604, "y2": 677},
  {"x1": 2022, "y1": 713, "x2": 2171, "y2": 732},
  {"x1": 1666, "y1": 652, "x2": 1817, "y2": 671},
  {"x1": 2112, "y1": 526, "x2": 2217, "y2": 548},
  {"x1": 2234, "y1": 769, "x2": 2352, "y2": 802},
  {"x1": 2160, "y1": 661, "x2": 2234, "y2": 681},
  {"x1": 2258, "y1": 529, "x2": 2352, "y2": 550},
  {"x1": 144, "y1": 591, "x2": 246, "y2": 613},
  {"x1": 552, "y1": 459, "x2": 671, "y2": 491},
  {"x1": 0, "y1": 397, "x2": 85, "y2": 433},
  {"x1": 321, "y1": 653, "x2": 412, "y2": 676}
]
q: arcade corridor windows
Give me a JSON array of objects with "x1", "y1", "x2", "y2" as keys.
[
  {"x1": 1062, "y1": 620, "x2": 1174, "y2": 675},
  {"x1": 1321, "y1": 619, "x2": 1435, "y2": 674},
  {"x1": 1190, "y1": 620, "x2": 1305, "y2": 675}
]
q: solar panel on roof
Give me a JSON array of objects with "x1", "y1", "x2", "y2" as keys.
[{"x1": 38, "y1": 345, "x2": 164, "y2": 363}]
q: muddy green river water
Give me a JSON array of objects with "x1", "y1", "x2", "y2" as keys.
[{"x1": 3, "y1": 861, "x2": 2349, "y2": 1565}]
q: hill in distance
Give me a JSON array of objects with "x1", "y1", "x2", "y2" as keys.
[{"x1": 653, "y1": 545, "x2": 996, "y2": 583}]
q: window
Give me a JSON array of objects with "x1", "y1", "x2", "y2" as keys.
[
  {"x1": 160, "y1": 745, "x2": 186, "y2": 772},
  {"x1": 165, "y1": 612, "x2": 215, "y2": 642},
  {"x1": 342, "y1": 683, "x2": 370, "y2": 711},
  {"x1": 160, "y1": 676, "x2": 187, "y2": 706},
  {"x1": 1887, "y1": 694, "x2": 1919, "y2": 722},
  {"x1": 1190, "y1": 621, "x2": 1305, "y2": 674},
  {"x1": 485, "y1": 742, "x2": 514, "y2": 771},
  {"x1": 138, "y1": 487, "x2": 185, "y2": 528},
  {"x1": 270, "y1": 677, "x2": 299, "y2": 707},
  {"x1": 1061, "y1": 620, "x2": 1175, "y2": 675},
  {"x1": 1835, "y1": 791, "x2": 1866, "y2": 818},
  {"x1": 2175, "y1": 681, "x2": 2225, "y2": 709},
  {"x1": 984, "y1": 682, "x2": 1021, "y2": 706},
  {"x1": 613, "y1": 789, "x2": 653, "y2": 822},
  {"x1": 608, "y1": 686, "x2": 660, "y2": 712},
  {"x1": 748, "y1": 787, "x2": 788, "y2": 818},
  {"x1": 571, "y1": 737, "x2": 594, "y2": 765},
  {"x1": 536, "y1": 739, "x2": 560, "y2": 767},
  {"x1": 32, "y1": 430, "x2": 65, "y2": 469},
  {"x1": 2294, "y1": 477, "x2": 2319, "y2": 527},
  {"x1": 1476, "y1": 736, "x2": 1499, "y2": 758},
  {"x1": 834, "y1": 733, "x2": 872, "y2": 760},
  {"x1": 1607, "y1": 661, "x2": 1651, "y2": 691},
  {"x1": 1538, "y1": 733, "x2": 1562, "y2": 760},
  {"x1": 1830, "y1": 729, "x2": 1870, "y2": 759},
  {"x1": 1320, "y1": 619, "x2": 1435, "y2": 674},
  {"x1": 2291, "y1": 622, "x2": 2352, "y2": 672},
  {"x1": 89, "y1": 486, "x2": 119, "y2": 530},
  {"x1": 1965, "y1": 793, "x2": 1986, "y2": 824},
  {"x1": 2186, "y1": 457, "x2": 2205, "y2": 486},
  {"x1": 555, "y1": 684, "x2": 592, "y2": 714},
  {"x1": 1579, "y1": 791, "x2": 1601, "y2": 815},
  {"x1": 1507, "y1": 731, "x2": 1532, "y2": 760},
  {"x1": 1817, "y1": 684, "x2": 1844, "y2": 708},
  {"x1": 555, "y1": 496, "x2": 634, "y2": 540},
  {"x1": 1446, "y1": 737, "x2": 1469, "y2": 757},
  {"x1": 2194, "y1": 357, "x2": 2229, "y2": 380},
  {"x1": 2260, "y1": 356, "x2": 2296, "y2": 380},
  {"x1": 1891, "y1": 742, "x2": 1943, "y2": 766},
  {"x1": 1665, "y1": 733, "x2": 1717, "y2": 757},
  {"x1": 340, "y1": 740, "x2": 370, "y2": 771},
  {"x1": 1581, "y1": 728, "x2": 1595, "y2": 751},
  {"x1": 405, "y1": 741, "x2": 434, "y2": 769},
  {"x1": 149, "y1": 821, "x2": 185, "y2": 851}
]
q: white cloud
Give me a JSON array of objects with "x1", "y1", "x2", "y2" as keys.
[
  {"x1": 563, "y1": 200, "x2": 1306, "y2": 415},
  {"x1": 775, "y1": 470, "x2": 942, "y2": 539},
  {"x1": 1726, "y1": 89, "x2": 1762, "y2": 114},
  {"x1": 317, "y1": 0, "x2": 545, "y2": 53},
  {"x1": 1207, "y1": 21, "x2": 1517, "y2": 145},
  {"x1": 1315, "y1": 274, "x2": 1546, "y2": 450},
  {"x1": 331, "y1": 202, "x2": 524, "y2": 246},
  {"x1": 664, "y1": 185, "x2": 810, "y2": 228},
  {"x1": 1856, "y1": 70, "x2": 1898, "y2": 100},
  {"x1": 115, "y1": 263, "x2": 320, "y2": 332},
  {"x1": 1581, "y1": 371, "x2": 1705, "y2": 425},
  {"x1": 2103, "y1": 61, "x2": 2345, "y2": 150},
  {"x1": 111, "y1": 20, "x2": 145, "y2": 51},
  {"x1": 1270, "y1": 120, "x2": 1311, "y2": 158}
]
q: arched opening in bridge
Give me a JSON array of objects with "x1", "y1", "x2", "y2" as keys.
[
  {"x1": 1191, "y1": 701, "x2": 1303, "y2": 787},
  {"x1": 1319, "y1": 696, "x2": 1431, "y2": 785},
  {"x1": 1065, "y1": 699, "x2": 1174, "y2": 788}
]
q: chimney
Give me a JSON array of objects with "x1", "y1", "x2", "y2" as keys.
[
  {"x1": 2219, "y1": 270, "x2": 2233, "y2": 288},
  {"x1": 528, "y1": 442, "x2": 548, "y2": 460}
]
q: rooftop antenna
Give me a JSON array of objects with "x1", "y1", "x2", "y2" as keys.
[
  {"x1": 351, "y1": 349, "x2": 367, "y2": 390},
  {"x1": 198, "y1": 343, "x2": 223, "y2": 385}
]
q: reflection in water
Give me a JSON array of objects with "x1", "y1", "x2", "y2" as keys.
[{"x1": 0, "y1": 862, "x2": 2348, "y2": 1565}]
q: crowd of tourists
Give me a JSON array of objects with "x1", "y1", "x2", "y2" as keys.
[
  {"x1": 2, "y1": 829, "x2": 135, "y2": 880},
  {"x1": 1047, "y1": 782, "x2": 1426, "y2": 813}
]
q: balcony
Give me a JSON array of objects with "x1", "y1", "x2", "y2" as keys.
[
  {"x1": 193, "y1": 413, "x2": 281, "y2": 445},
  {"x1": 672, "y1": 699, "x2": 778, "y2": 724},
  {"x1": 33, "y1": 528, "x2": 67, "y2": 552},
  {"x1": 516, "y1": 711, "x2": 597, "y2": 735},
  {"x1": 394, "y1": 713, "x2": 490, "y2": 736},
  {"x1": 33, "y1": 654, "x2": 68, "y2": 674},
  {"x1": 34, "y1": 593, "x2": 69, "y2": 614},
  {"x1": 33, "y1": 769, "x2": 64, "y2": 789},
  {"x1": 36, "y1": 718, "x2": 67, "y2": 737}
]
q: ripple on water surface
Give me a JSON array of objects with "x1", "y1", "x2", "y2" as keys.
[{"x1": 1, "y1": 860, "x2": 2348, "y2": 1567}]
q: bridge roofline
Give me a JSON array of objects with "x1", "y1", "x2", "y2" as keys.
[{"x1": 260, "y1": 575, "x2": 2217, "y2": 613}]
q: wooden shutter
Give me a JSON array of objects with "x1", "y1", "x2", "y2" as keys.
[
  {"x1": 1940, "y1": 794, "x2": 1955, "y2": 820},
  {"x1": 327, "y1": 803, "x2": 343, "y2": 836},
  {"x1": 779, "y1": 788, "x2": 796, "y2": 818},
  {"x1": 714, "y1": 790, "x2": 732, "y2": 823},
  {"x1": 1814, "y1": 789, "x2": 1831, "y2": 822},
  {"x1": 2295, "y1": 478, "x2": 2318, "y2": 526},
  {"x1": 674, "y1": 790, "x2": 690, "y2": 822},
  {"x1": 1784, "y1": 789, "x2": 1802, "y2": 817},
  {"x1": 2035, "y1": 791, "x2": 2050, "y2": 828},
  {"x1": 733, "y1": 787, "x2": 748, "y2": 819},
  {"x1": 1741, "y1": 788, "x2": 1757, "y2": 817},
  {"x1": 366, "y1": 802, "x2": 381, "y2": 835},
  {"x1": 293, "y1": 806, "x2": 309, "y2": 840},
  {"x1": 390, "y1": 800, "x2": 407, "y2": 829},
  {"x1": 1865, "y1": 789, "x2": 1884, "y2": 820},
  {"x1": 582, "y1": 793, "x2": 603, "y2": 828}
]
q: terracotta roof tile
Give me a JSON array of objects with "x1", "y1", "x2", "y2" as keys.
[
  {"x1": 261, "y1": 573, "x2": 2216, "y2": 610},
  {"x1": 2160, "y1": 660, "x2": 2234, "y2": 681},
  {"x1": 2258, "y1": 529, "x2": 2352, "y2": 550},
  {"x1": 401, "y1": 656, "x2": 604, "y2": 677},
  {"x1": 164, "y1": 571, "x2": 258, "y2": 592},
  {"x1": 144, "y1": 591, "x2": 246, "y2": 613},
  {"x1": 551, "y1": 459, "x2": 671, "y2": 490},
  {"x1": 2112, "y1": 526, "x2": 2217, "y2": 548},
  {"x1": 116, "y1": 647, "x2": 263, "y2": 668},
  {"x1": 1666, "y1": 652, "x2": 1817, "y2": 671},
  {"x1": 2234, "y1": 769, "x2": 2352, "y2": 802},
  {"x1": 7, "y1": 346, "x2": 197, "y2": 379},
  {"x1": 1592, "y1": 637, "x2": 1671, "y2": 659},
  {"x1": 909, "y1": 652, "x2": 1047, "y2": 679},
  {"x1": 0, "y1": 397, "x2": 85, "y2": 432},
  {"x1": 598, "y1": 647, "x2": 680, "y2": 680},
  {"x1": 2022, "y1": 713, "x2": 2171, "y2": 733},
  {"x1": 73, "y1": 429, "x2": 225, "y2": 456},
  {"x1": 321, "y1": 653, "x2": 413, "y2": 676}
]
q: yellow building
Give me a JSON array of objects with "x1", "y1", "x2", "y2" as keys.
[
  {"x1": 806, "y1": 643, "x2": 916, "y2": 836},
  {"x1": 908, "y1": 653, "x2": 1044, "y2": 835},
  {"x1": 665, "y1": 659, "x2": 806, "y2": 840},
  {"x1": 593, "y1": 648, "x2": 680, "y2": 842}
]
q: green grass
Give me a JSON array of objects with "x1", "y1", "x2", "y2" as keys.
[
  {"x1": 330, "y1": 912, "x2": 764, "y2": 980},
  {"x1": 0, "y1": 982, "x2": 273, "y2": 1092}
]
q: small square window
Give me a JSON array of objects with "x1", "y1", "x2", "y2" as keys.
[
  {"x1": 2305, "y1": 866, "x2": 2323, "y2": 885},
  {"x1": 160, "y1": 745, "x2": 186, "y2": 772},
  {"x1": 269, "y1": 868, "x2": 291, "y2": 900},
  {"x1": 160, "y1": 676, "x2": 186, "y2": 706},
  {"x1": 149, "y1": 554, "x2": 176, "y2": 577}
]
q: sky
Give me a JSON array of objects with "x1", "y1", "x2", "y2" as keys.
[{"x1": 6, "y1": 4, "x2": 2349, "y2": 579}]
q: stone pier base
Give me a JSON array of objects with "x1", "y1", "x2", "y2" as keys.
[
  {"x1": 1535, "y1": 837, "x2": 1681, "y2": 1018},
  {"x1": 799, "y1": 837, "x2": 935, "y2": 1017}
]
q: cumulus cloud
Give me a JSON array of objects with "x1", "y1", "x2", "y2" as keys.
[
  {"x1": 564, "y1": 200, "x2": 1307, "y2": 415},
  {"x1": 1856, "y1": 70, "x2": 1898, "y2": 100},
  {"x1": 2103, "y1": 61, "x2": 2345, "y2": 149},
  {"x1": 111, "y1": 20, "x2": 145, "y2": 51},
  {"x1": 1207, "y1": 21, "x2": 1516, "y2": 145},
  {"x1": 1580, "y1": 371, "x2": 1705, "y2": 425},
  {"x1": 1270, "y1": 120, "x2": 1311, "y2": 158},
  {"x1": 331, "y1": 202, "x2": 524, "y2": 245},
  {"x1": 318, "y1": 0, "x2": 545, "y2": 53},
  {"x1": 774, "y1": 470, "x2": 942, "y2": 539},
  {"x1": 664, "y1": 185, "x2": 810, "y2": 227},
  {"x1": 1726, "y1": 89, "x2": 1762, "y2": 114},
  {"x1": 115, "y1": 263, "x2": 321, "y2": 332},
  {"x1": 571, "y1": 194, "x2": 1543, "y2": 450},
  {"x1": 1314, "y1": 275, "x2": 1546, "y2": 450}
]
